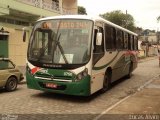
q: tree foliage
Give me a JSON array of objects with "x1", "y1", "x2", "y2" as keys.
[
  {"x1": 100, "y1": 10, "x2": 135, "y2": 31},
  {"x1": 78, "y1": 6, "x2": 87, "y2": 15},
  {"x1": 157, "y1": 16, "x2": 160, "y2": 22}
]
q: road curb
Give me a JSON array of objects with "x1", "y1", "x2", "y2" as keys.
[{"x1": 138, "y1": 56, "x2": 158, "y2": 63}]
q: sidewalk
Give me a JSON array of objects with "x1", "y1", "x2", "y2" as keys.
[
  {"x1": 106, "y1": 76, "x2": 160, "y2": 114},
  {"x1": 138, "y1": 56, "x2": 158, "y2": 63},
  {"x1": 93, "y1": 76, "x2": 160, "y2": 120}
]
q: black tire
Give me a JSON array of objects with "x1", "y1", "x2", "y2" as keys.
[
  {"x1": 5, "y1": 77, "x2": 18, "y2": 92},
  {"x1": 126, "y1": 63, "x2": 133, "y2": 79},
  {"x1": 101, "y1": 73, "x2": 111, "y2": 93}
]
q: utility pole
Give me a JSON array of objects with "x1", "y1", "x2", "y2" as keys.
[{"x1": 157, "y1": 16, "x2": 160, "y2": 44}]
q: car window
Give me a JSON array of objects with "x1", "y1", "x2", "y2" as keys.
[{"x1": 0, "y1": 60, "x2": 15, "y2": 70}]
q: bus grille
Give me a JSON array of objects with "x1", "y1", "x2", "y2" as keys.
[{"x1": 35, "y1": 73, "x2": 73, "y2": 82}]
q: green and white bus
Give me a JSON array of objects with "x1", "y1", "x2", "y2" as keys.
[{"x1": 25, "y1": 15, "x2": 138, "y2": 96}]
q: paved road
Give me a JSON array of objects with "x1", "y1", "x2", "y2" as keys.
[{"x1": 0, "y1": 58, "x2": 159, "y2": 119}]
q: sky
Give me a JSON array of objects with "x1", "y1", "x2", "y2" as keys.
[{"x1": 78, "y1": 0, "x2": 160, "y2": 30}]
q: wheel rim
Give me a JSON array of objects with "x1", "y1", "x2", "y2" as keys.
[{"x1": 8, "y1": 79, "x2": 16, "y2": 90}]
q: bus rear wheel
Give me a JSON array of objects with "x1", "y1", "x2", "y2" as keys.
[{"x1": 126, "y1": 63, "x2": 133, "y2": 79}]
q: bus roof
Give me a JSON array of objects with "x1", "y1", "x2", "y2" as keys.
[{"x1": 38, "y1": 15, "x2": 137, "y2": 36}]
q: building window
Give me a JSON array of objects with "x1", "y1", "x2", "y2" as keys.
[
  {"x1": 0, "y1": 35, "x2": 8, "y2": 41},
  {"x1": 0, "y1": 17, "x2": 29, "y2": 26},
  {"x1": 52, "y1": 0, "x2": 59, "y2": 11}
]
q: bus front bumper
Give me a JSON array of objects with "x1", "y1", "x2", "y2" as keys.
[{"x1": 26, "y1": 72, "x2": 91, "y2": 96}]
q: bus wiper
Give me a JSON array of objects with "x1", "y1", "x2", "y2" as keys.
[
  {"x1": 51, "y1": 20, "x2": 68, "y2": 64},
  {"x1": 52, "y1": 34, "x2": 69, "y2": 64}
]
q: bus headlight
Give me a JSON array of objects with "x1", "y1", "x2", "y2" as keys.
[
  {"x1": 26, "y1": 65, "x2": 32, "y2": 75},
  {"x1": 77, "y1": 73, "x2": 83, "y2": 80},
  {"x1": 76, "y1": 68, "x2": 88, "y2": 81},
  {"x1": 82, "y1": 68, "x2": 88, "y2": 77}
]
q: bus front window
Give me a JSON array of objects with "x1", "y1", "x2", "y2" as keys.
[{"x1": 28, "y1": 19, "x2": 93, "y2": 67}]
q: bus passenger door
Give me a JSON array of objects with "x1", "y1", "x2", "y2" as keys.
[{"x1": 91, "y1": 27, "x2": 105, "y2": 94}]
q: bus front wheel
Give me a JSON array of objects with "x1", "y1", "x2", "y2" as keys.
[{"x1": 101, "y1": 73, "x2": 111, "y2": 93}]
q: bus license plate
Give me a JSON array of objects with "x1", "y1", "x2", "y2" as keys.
[{"x1": 46, "y1": 83, "x2": 57, "y2": 88}]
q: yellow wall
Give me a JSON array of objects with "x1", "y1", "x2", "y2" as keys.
[
  {"x1": 0, "y1": 23, "x2": 29, "y2": 66},
  {"x1": 9, "y1": 29, "x2": 28, "y2": 66}
]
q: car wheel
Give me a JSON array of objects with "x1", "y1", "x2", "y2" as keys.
[{"x1": 5, "y1": 77, "x2": 18, "y2": 92}]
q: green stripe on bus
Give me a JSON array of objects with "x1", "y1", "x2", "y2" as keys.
[{"x1": 93, "y1": 51, "x2": 120, "y2": 70}]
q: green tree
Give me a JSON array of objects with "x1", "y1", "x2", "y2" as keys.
[
  {"x1": 100, "y1": 10, "x2": 135, "y2": 31},
  {"x1": 157, "y1": 16, "x2": 160, "y2": 22},
  {"x1": 78, "y1": 6, "x2": 87, "y2": 15}
]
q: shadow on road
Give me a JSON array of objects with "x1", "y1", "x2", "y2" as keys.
[
  {"x1": 111, "y1": 75, "x2": 131, "y2": 89},
  {"x1": 29, "y1": 76, "x2": 132, "y2": 103},
  {"x1": 0, "y1": 88, "x2": 6, "y2": 93},
  {"x1": 30, "y1": 90, "x2": 103, "y2": 103},
  {"x1": 0, "y1": 86, "x2": 23, "y2": 94}
]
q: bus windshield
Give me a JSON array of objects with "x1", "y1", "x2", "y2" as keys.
[{"x1": 28, "y1": 19, "x2": 93, "y2": 66}]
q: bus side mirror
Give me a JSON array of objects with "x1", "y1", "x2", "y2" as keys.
[
  {"x1": 96, "y1": 32, "x2": 102, "y2": 46},
  {"x1": 23, "y1": 31, "x2": 26, "y2": 42},
  {"x1": 22, "y1": 27, "x2": 27, "y2": 42}
]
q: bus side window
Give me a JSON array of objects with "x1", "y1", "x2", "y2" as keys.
[
  {"x1": 132, "y1": 36, "x2": 134, "y2": 50},
  {"x1": 128, "y1": 34, "x2": 131, "y2": 50},
  {"x1": 124, "y1": 32, "x2": 128, "y2": 49},
  {"x1": 131, "y1": 35, "x2": 133, "y2": 50},
  {"x1": 133, "y1": 36, "x2": 138, "y2": 50},
  {"x1": 112, "y1": 28, "x2": 116, "y2": 49},
  {"x1": 128, "y1": 34, "x2": 135, "y2": 50},
  {"x1": 105, "y1": 25, "x2": 116, "y2": 50},
  {"x1": 136, "y1": 37, "x2": 138, "y2": 50},
  {"x1": 93, "y1": 27, "x2": 104, "y2": 65},
  {"x1": 105, "y1": 25, "x2": 112, "y2": 50},
  {"x1": 116, "y1": 30, "x2": 123, "y2": 50},
  {"x1": 122, "y1": 31, "x2": 124, "y2": 49}
]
